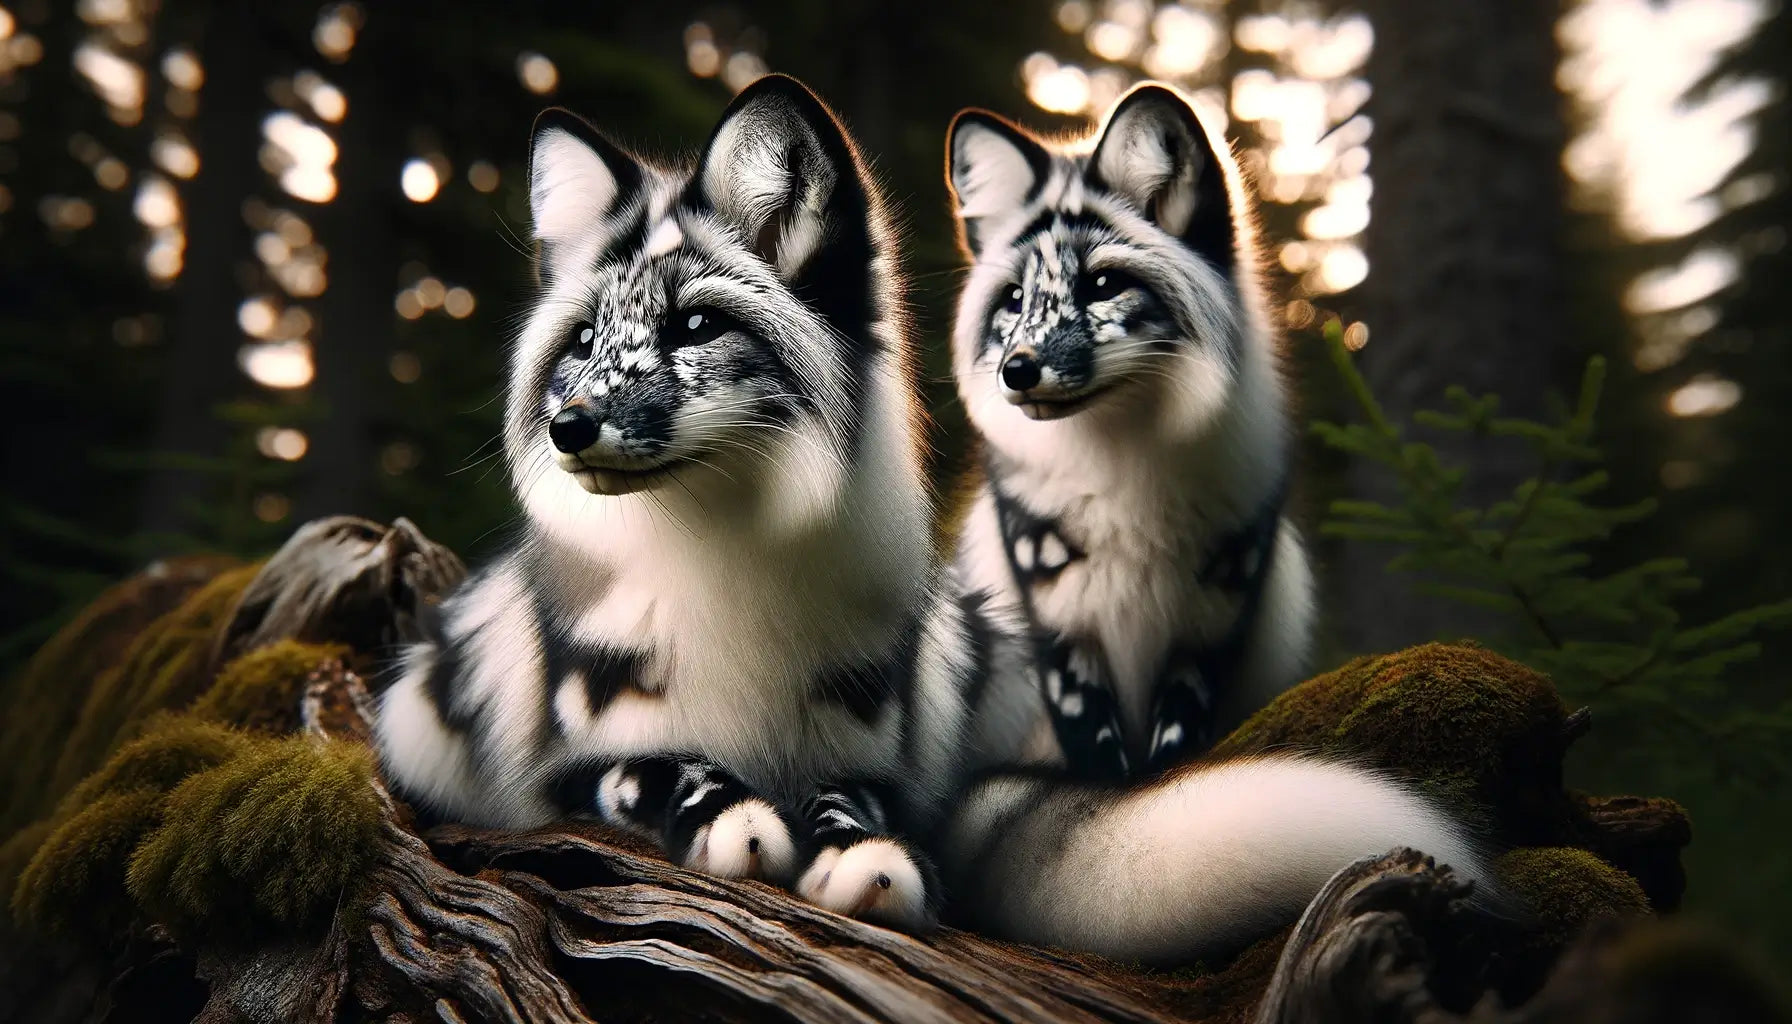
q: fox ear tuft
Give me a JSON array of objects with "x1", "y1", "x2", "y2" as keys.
[
  {"x1": 527, "y1": 108, "x2": 642, "y2": 245},
  {"x1": 946, "y1": 110, "x2": 1049, "y2": 258},
  {"x1": 1087, "y1": 85, "x2": 1234, "y2": 268},
  {"x1": 692, "y1": 74, "x2": 870, "y2": 282}
]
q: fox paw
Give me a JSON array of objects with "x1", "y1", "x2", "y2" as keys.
[
  {"x1": 683, "y1": 798, "x2": 796, "y2": 883},
  {"x1": 796, "y1": 838, "x2": 931, "y2": 930}
]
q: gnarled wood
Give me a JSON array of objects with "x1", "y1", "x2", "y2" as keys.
[
  {"x1": 5, "y1": 516, "x2": 1750, "y2": 1024},
  {"x1": 212, "y1": 515, "x2": 464, "y2": 673}
]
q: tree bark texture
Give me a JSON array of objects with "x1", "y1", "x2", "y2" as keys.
[
  {"x1": 3, "y1": 518, "x2": 1773, "y2": 1024},
  {"x1": 141, "y1": 2, "x2": 268, "y2": 539}
]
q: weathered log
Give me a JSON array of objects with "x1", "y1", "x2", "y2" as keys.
[
  {"x1": 6, "y1": 516, "x2": 1761, "y2": 1024},
  {"x1": 1255, "y1": 849, "x2": 1789, "y2": 1024},
  {"x1": 212, "y1": 515, "x2": 464, "y2": 673}
]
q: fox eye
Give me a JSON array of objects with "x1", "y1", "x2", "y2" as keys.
[
  {"x1": 1086, "y1": 270, "x2": 1139, "y2": 302},
  {"x1": 665, "y1": 307, "x2": 737, "y2": 349},
  {"x1": 1002, "y1": 285, "x2": 1024, "y2": 316},
  {"x1": 569, "y1": 323, "x2": 595, "y2": 360}
]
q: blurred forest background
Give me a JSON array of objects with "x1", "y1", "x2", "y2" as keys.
[{"x1": 0, "y1": 0, "x2": 1786, "y2": 961}]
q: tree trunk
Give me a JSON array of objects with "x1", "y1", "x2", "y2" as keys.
[
  {"x1": 141, "y1": 3, "x2": 266, "y2": 539},
  {"x1": 1335, "y1": 0, "x2": 1568, "y2": 655},
  {"x1": 296, "y1": 17, "x2": 405, "y2": 524}
]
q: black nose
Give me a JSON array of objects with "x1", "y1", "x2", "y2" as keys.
[
  {"x1": 1001, "y1": 351, "x2": 1041, "y2": 392},
  {"x1": 549, "y1": 406, "x2": 601, "y2": 454}
]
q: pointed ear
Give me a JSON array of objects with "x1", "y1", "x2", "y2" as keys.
[
  {"x1": 528, "y1": 108, "x2": 642, "y2": 244},
  {"x1": 1087, "y1": 85, "x2": 1234, "y2": 268},
  {"x1": 692, "y1": 74, "x2": 870, "y2": 282},
  {"x1": 946, "y1": 110, "x2": 1049, "y2": 258}
]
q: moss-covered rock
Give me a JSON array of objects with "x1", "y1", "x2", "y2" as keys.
[
  {"x1": 56, "y1": 718, "x2": 250, "y2": 819},
  {"x1": 128, "y1": 736, "x2": 382, "y2": 935},
  {"x1": 190, "y1": 639, "x2": 348, "y2": 734},
  {"x1": 45, "y1": 564, "x2": 263, "y2": 804},
  {"x1": 1496, "y1": 846, "x2": 1651, "y2": 947},
  {"x1": 0, "y1": 820, "x2": 51, "y2": 907},
  {"x1": 1213, "y1": 642, "x2": 1573, "y2": 835},
  {"x1": 11, "y1": 789, "x2": 168, "y2": 937},
  {"x1": 0, "y1": 556, "x2": 237, "y2": 836}
]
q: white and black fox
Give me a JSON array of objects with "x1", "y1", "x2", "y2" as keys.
[
  {"x1": 375, "y1": 73, "x2": 1493, "y2": 964},
  {"x1": 374, "y1": 75, "x2": 1000, "y2": 929},
  {"x1": 944, "y1": 83, "x2": 1315, "y2": 780}
]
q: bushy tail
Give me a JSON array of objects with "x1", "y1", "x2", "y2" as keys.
[{"x1": 939, "y1": 754, "x2": 1492, "y2": 963}]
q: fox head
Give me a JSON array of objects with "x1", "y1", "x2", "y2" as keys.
[
  {"x1": 511, "y1": 75, "x2": 921, "y2": 544},
  {"x1": 945, "y1": 84, "x2": 1268, "y2": 454}
]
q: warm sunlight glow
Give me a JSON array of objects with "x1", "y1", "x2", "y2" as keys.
[
  {"x1": 1315, "y1": 245, "x2": 1368, "y2": 293},
  {"x1": 1143, "y1": 6, "x2": 1219, "y2": 78},
  {"x1": 145, "y1": 228, "x2": 184, "y2": 281},
  {"x1": 0, "y1": 7, "x2": 13, "y2": 41},
  {"x1": 254, "y1": 493, "x2": 291, "y2": 522},
  {"x1": 238, "y1": 297, "x2": 279, "y2": 338},
  {"x1": 239, "y1": 340, "x2": 315, "y2": 389},
  {"x1": 256, "y1": 426, "x2": 309, "y2": 461},
  {"x1": 1561, "y1": 0, "x2": 1769, "y2": 241},
  {"x1": 1666, "y1": 375, "x2": 1742, "y2": 418},
  {"x1": 161, "y1": 48, "x2": 201, "y2": 90},
  {"x1": 389, "y1": 351, "x2": 422, "y2": 383},
  {"x1": 74, "y1": 41, "x2": 143, "y2": 113},
  {"x1": 39, "y1": 196, "x2": 94, "y2": 231},
  {"x1": 722, "y1": 51, "x2": 768, "y2": 92},
  {"x1": 93, "y1": 157, "x2": 127, "y2": 190},
  {"x1": 1056, "y1": 1, "x2": 1092, "y2": 34},
  {"x1": 444, "y1": 287, "x2": 476, "y2": 319},
  {"x1": 1624, "y1": 247, "x2": 1741, "y2": 315},
  {"x1": 132, "y1": 175, "x2": 179, "y2": 228},
  {"x1": 517, "y1": 52, "x2": 558, "y2": 94},
  {"x1": 1087, "y1": 20, "x2": 1141, "y2": 62},
  {"x1": 415, "y1": 277, "x2": 446, "y2": 309},
  {"x1": 280, "y1": 166, "x2": 337, "y2": 204},
  {"x1": 294, "y1": 70, "x2": 347, "y2": 123},
  {"x1": 150, "y1": 133, "x2": 199, "y2": 178},
  {"x1": 263, "y1": 111, "x2": 337, "y2": 168},
  {"x1": 401, "y1": 159, "x2": 441, "y2": 203},
  {"x1": 1024, "y1": 54, "x2": 1092, "y2": 115},
  {"x1": 314, "y1": 4, "x2": 361, "y2": 61},
  {"x1": 467, "y1": 160, "x2": 500, "y2": 193}
]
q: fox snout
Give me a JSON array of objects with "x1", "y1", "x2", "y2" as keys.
[
  {"x1": 999, "y1": 324, "x2": 1096, "y2": 411},
  {"x1": 549, "y1": 401, "x2": 602, "y2": 454}
]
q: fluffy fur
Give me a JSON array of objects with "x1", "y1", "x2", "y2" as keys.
[
  {"x1": 943, "y1": 755, "x2": 1490, "y2": 962},
  {"x1": 375, "y1": 75, "x2": 974, "y2": 929},
  {"x1": 935, "y1": 84, "x2": 1490, "y2": 962},
  {"x1": 945, "y1": 83, "x2": 1315, "y2": 777}
]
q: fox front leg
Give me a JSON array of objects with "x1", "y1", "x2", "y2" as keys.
[
  {"x1": 793, "y1": 782, "x2": 940, "y2": 931},
  {"x1": 554, "y1": 755, "x2": 797, "y2": 883}
]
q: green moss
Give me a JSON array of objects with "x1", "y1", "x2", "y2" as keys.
[
  {"x1": 190, "y1": 640, "x2": 348, "y2": 734},
  {"x1": 57, "y1": 718, "x2": 250, "y2": 820},
  {"x1": 1495, "y1": 846, "x2": 1650, "y2": 949},
  {"x1": 0, "y1": 820, "x2": 52, "y2": 907},
  {"x1": 45, "y1": 564, "x2": 262, "y2": 802},
  {"x1": 0, "y1": 557, "x2": 237, "y2": 836},
  {"x1": 128, "y1": 737, "x2": 382, "y2": 934},
  {"x1": 1214, "y1": 643, "x2": 1568, "y2": 825},
  {"x1": 11, "y1": 789, "x2": 167, "y2": 937}
]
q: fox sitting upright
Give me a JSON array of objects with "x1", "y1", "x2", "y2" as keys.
[
  {"x1": 374, "y1": 75, "x2": 989, "y2": 929},
  {"x1": 945, "y1": 83, "x2": 1315, "y2": 779}
]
